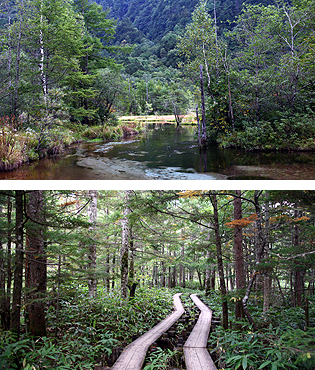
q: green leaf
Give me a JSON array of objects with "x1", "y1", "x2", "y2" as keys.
[
  {"x1": 259, "y1": 361, "x2": 272, "y2": 369},
  {"x1": 242, "y1": 355, "x2": 248, "y2": 369},
  {"x1": 226, "y1": 355, "x2": 243, "y2": 363}
]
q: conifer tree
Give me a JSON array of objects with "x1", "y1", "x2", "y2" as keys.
[{"x1": 25, "y1": 190, "x2": 46, "y2": 337}]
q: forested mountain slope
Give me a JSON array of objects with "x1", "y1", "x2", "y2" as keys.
[
  {"x1": 95, "y1": 0, "x2": 199, "y2": 40},
  {"x1": 95, "y1": 0, "x2": 274, "y2": 41}
]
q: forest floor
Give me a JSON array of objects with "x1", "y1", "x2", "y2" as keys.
[{"x1": 0, "y1": 287, "x2": 314, "y2": 369}]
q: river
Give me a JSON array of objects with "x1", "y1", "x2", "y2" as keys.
[{"x1": 1, "y1": 124, "x2": 315, "y2": 180}]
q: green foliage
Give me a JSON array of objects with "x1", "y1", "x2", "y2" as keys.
[
  {"x1": 0, "y1": 330, "x2": 116, "y2": 370},
  {"x1": 217, "y1": 111, "x2": 315, "y2": 150},
  {"x1": 81, "y1": 124, "x2": 123, "y2": 141},
  {"x1": 213, "y1": 327, "x2": 296, "y2": 369},
  {"x1": 0, "y1": 117, "x2": 26, "y2": 168},
  {"x1": 143, "y1": 348, "x2": 177, "y2": 370},
  {"x1": 210, "y1": 303, "x2": 315, "y2": 370},
  {"x1": 47, "y1": 285, "x2": 173, "y2": 341},
  {"x1": 0, "y1": 286, "x2": 173, "y2": 369}
]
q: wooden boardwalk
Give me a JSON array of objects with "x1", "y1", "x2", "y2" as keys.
[
  {"x1": 111, "y1": 293, "x2": 184, "y2": 370},
  {"x1": 183, "y1": 294, "x2": 217, "y2": 370}
]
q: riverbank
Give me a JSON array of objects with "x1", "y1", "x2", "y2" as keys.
[
  {"x1": 2, "y1": 123, "x2": 315, "y2": 180},
  {"x1": 0, "y1": 114, "x2": 198, "y2": 173},
  {"x1": 0, "y1": 120, "x2": 143, "y2": 173},
  {"x1": 2, "y1": 112, "x2": 315, "y2": 177}
]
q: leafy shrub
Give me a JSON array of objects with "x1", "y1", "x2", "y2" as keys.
[
  {"x1": 50, "y1": 286, "x2": 173, "y2": 351},
  {"x1": 0, "y1": 287, "x2": 174, "y2": 370},
  {"x1": 81, "y1": 125, "x2": 123, "y2": 141},
  {"x1": 0, "y1": 116, "x2": 27, "y2": 168},
  {"x1": 0, "y1": 331, "x2": 117, "y2": 370},
  {"x1": 143, "y1": 348, "x2": 177, "y2": 370},
  {"x1": 217, "y1": 111, "x2": 315, "y2": 150},
  {"x1": 210, "y1": 318, "x2": 315, "y2": 369}
]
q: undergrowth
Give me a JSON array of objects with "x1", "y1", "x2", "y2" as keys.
[
  {"x1": 217, "y1": 111, "x2": 315, "y2": 151},
  {"x1": 208, "y1": 294, "x2": 315, "y2": 370},
  {"x1": 0, "y1": 286, "x2": 173, "y2": 370}
]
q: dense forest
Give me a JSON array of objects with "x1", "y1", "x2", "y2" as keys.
[
  {"x1": 0, "y1": 190, "x2": 314, "y2": 369},
  {"x1": 0, "y1": 0, "x2": 315, "y2": 172}
]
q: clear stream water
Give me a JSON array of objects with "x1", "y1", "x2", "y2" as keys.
[{"x1": 1, "y1": 124, "x2": 315, "y2": 180}]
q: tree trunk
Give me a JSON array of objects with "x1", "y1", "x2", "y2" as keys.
[
  {"x1": 211, "y1": 268, "x2": 216, "y2": 289},
  {"x1": 168, "y1": 249, "x2": 172, "y2": 288},
  {"x1": 56, "y1": 254, "x2": 61, "y2": 327},
  {"x1": 121, "y1": 191, "x2": 132, "y2": 299},
  {"x1": 128, "y1": 232, "x2": 137, "y2": 300},
  {"x1": 263, "y1": 192, "x2": 271, "y2": 314},
  {"x1": 197, "y1": 269, "x2": 203, "y2": 289},
  {"x1": 200, "y1": 65, "x2": 207, "y2": 147},
  {"x1": 233, "y1": 190, "x2": 246, "y2": 319},
  {"x1": 160, "y1": 245, "x2": 166, "y2": 287},
  {"x1": 10, "y1": 191, "x2": 24, "y2": 337},
  {"x1": 293, "y1": 211, "x2": 305, "y2": 307},
  {"x1": 205, "y1": 224, "x2": 212, "y2": 296},
  {"x1": 5, "y1": 195, "x2": 12, "y2": 330},
  {"x1": 13, "y1": 4, "x2": 23, "y2": 116},
  {"x1": 172, "y1": 251, "x2": 177, "y2": 287},
  {"x1": 106, "y1": 254, "x2": 110, "y2": 291},
  {"x1": 152, "y1": 265, "x2": 158, "y2": 286},
  {"x1": 0, "y1": 240, "x2": 6, "y2": 330},
  {"x1": 25, "y1": 190, "x2": 46, "y2": 337},
  {"x1": 196, "y1": 105, "x2": 201, "y2": 148},
  {"x1": 88, "y1": 190, "x2": 97, "y2": 298},
  {"x1": 112, "y1": 255, "x2": 115, "y2": 289},
  {"x1": 128, "y1": 229, "x2": 135, "y2": 284},
  {"x1": 242, "y1": 191, "x2": 266, "y2": 330},
  {"x1": 211, "y1": 193, "x2": 228, "y2": 330},
  {"x1": 0, "y1": 197, "x2": 12, "y2": 330},
  {"x1": 180, "y1": 244, "x2": 185, "y2": 288},
  {"x1": 205, "y1": 249, "x2": 211, "y2": 296},
  {"x1": 189, "y1": 252, "x2": 195, "y2": 281}
]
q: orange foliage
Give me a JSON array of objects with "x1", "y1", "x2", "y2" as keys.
[
  {"x1": 269, "y1": 214, "x2": 290, "y2": 224},
  {"x1": 60, "y1": 200, "x2": 77, "y2": 208},
  {"x1": 225, "y1": 214, "x2": 258, "y2": 228},
  {"x1": 269, "y1": 214, "x2": 309, "y2": 224},
  {"x1": 293, "y1": 216, "x2": 310, "y2": 222}
]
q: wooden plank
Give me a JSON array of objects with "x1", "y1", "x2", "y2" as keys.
[
  {"x1": 184, "y1": 294, "x2": 217, "y2": 370},
  {"x1": 111, "y1": 293, "x2": 184, "y2": 370},
  {"x1": 184, "y1": 294, "x2": 212, "y2": 348},
  {"x1": 184, "y1": 348, "x2": 217, "y2": 370}
]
